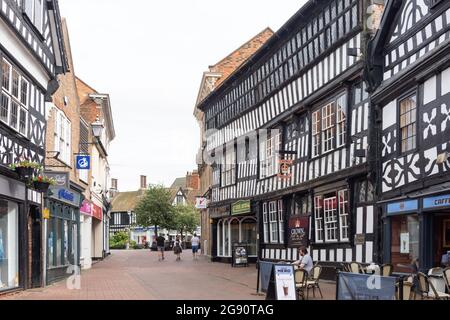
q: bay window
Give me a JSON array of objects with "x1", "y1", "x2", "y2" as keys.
[
  {"x1": 314, "y1": 189, "x2": 351, "y2": 243},
  {"x1": 259, "y1": 131, "x2": 281, "y2": 179},
  {"x1": 24, "y1": 0, "x2": 44, "y2": 33},
  {"x1": 54, "y1": 110, "x2": 71, "y2": 165},
  {"x1": 221, "y1": 146, "x2": 236, "y2": 187},
  {"x1": 311, "y1": 93, "x2": 347, "y2": 157},
  {"x1": 1, "y1": 59, "x2": 28, "y2": 136}
]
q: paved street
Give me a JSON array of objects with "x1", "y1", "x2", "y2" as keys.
[{"x1": 2, "y1": 250, "x2": 335, "y2": 300}]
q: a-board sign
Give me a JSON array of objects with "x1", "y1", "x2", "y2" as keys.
[
  {"x1": 264, "y1": 263, "x2": 297, "y2": 300},
  {"x1": 232, "y1": 243, "x2": 248, "y2": 267},
  {"x1": 259, "y1": 261, "x2": 276, "y2": 293},
  {"x1": 337, "y1": 272, "x2": 396, "y2": 300}
]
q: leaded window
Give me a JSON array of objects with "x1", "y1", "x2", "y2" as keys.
[{"x1": 400, "y1": 94, "x2": 417, "y2": 153}]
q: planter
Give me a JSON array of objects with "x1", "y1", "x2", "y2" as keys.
[
  {"x1": 15, "y1": 166, "x2": 34, "y2": 178},
  {"x1": 32, "y1": 181, "x2": 51, "y2": 192}
]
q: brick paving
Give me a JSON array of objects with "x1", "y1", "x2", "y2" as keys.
[{"x1": 1, "y1": 250, "x2": 336, "y2": 300}]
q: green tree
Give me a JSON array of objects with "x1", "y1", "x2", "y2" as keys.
[
  {"x1": 173, "y1": 204, "x2": 200, "y2": 244},
  {"x1": 135, "y1": 184, "x2": 175, "y2": 238},
  {"x1": 109, "y1": 231, "x2": 129, "y2": 250}
]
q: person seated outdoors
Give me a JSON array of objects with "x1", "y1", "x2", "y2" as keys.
[
  {"x1": 441, "y1": 251, "x2": 450, "y2": 268},
  {"x1": 292, "y1": 247, "x2": 314, "y2": 274}
]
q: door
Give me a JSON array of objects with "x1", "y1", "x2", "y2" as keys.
[{"x1": 30, "y1": 206, "x2": 41, "y2": 288}]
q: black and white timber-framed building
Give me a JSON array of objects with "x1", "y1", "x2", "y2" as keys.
[
  {"x1": 366, "y1": 0, "x2": 450, "y2": 273},
  {"x1": 0, "y1": 0, "x2": 67, "y2": 294},
  {"x1": 198, "y1": 0, "x2": 381, "y2": 278}
]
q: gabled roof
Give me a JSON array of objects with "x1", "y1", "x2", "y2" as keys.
[
  {"x1": 111, "y1": 190, "x2": 146, "y2": 212},
  {"x1": 170, "y1": 177, "x2": 187, "y2": 189}
]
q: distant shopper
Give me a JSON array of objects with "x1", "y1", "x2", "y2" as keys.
[
  {"x1": 156, "y1": 234, "x2": 166, "y2": 261},
  {"x1": 191, "y1": 233, "x2": 200, "y2": 260},
  {"x1": 174, "y1": 237, "x2": 182, "y2": 261},
  {"x1": 292, "y1": 247, "x2": 314, "y2": 274}
]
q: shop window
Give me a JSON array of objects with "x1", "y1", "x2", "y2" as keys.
[
  {"x1": 241, "y1": 219, "x2": 257, "y2": 256},
  {"x1": 0, "y1": 200, "x2": 19, "y2": 291},
  {"x1": 399, "y1": 94, "x2": 417, "y2": 153},
  {"x1": 56, "y1": 218, "x2": 62, "y2": 266},
  {"x1": 47, "y1": 217, "x2": 54, "y2": 267},
  {"x1": 391, "y1": 215, "x2": 420, "y2": 273}
]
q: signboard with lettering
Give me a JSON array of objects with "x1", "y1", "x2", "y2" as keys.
[
  {"x1": 423, "y1": 194, "x2": 450, "y2": 210},
  {"x1": 288, "y1": 216, "x2": 309, "y2": 247},
  {"x1": 232, "y1": 243, "x2": 248, "y2": 267},
  {"x1": 355, "y1": 234, "x2": 366, "y2": 245},
  {"x1": 337, "y1": 272, "x2": 396, "y2": 300},
  {"x1": 80, "y1": 200, "x2": 92, "y2": 216},
  {"x1": 277, "y1": 159, "x2": 293, "y2": 180},
  {"x1": 231, "y1": 200, "x2": 251, "y2": 216},
  {"x1": 44, "y1": 171, "x2": 69, "y2": 188},
  {"x1": 195, "y1": 197, "x2": 208, "y2": 209},
  {"x1": 387, "y1": 200, "x2": 418, "y2": 215},
  {"x1": 209, "y1": 206, "x2": 230, "y2": 219},
  {"x1": 92, "y1": 203, "x2": 103, "y2": 221},
  {"x1": 49, "y1": 187, "x2": 81, "y2": 207}
]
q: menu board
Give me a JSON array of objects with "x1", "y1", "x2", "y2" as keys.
[
  {"x1": 288, "y1": 216, "x2": 309, "y2": 247},
  {"x1": 232, "y1": 244, "x2": 248, "y2": 267}
]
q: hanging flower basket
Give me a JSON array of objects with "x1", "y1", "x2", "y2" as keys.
[
  {"x1": 32, "y1": 181, "x2": 51, "y2": 192},
  {"x1": 31, "y1": 175, "x2": 56, "y2": 192},
  {"x1": 15, "y1": 166, "x2": 34, "y2": 178},
  {"x1": 9, "y1": 160, "x2": 42, "y2": 179}
]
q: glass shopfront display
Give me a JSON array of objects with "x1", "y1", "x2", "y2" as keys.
[
  {"x1": 0, "y1": 200, "x2": 19, "y2": 291},
  {"x1": 391, "y1": 214, "x2": 420, "y2": 273},
  {"x1": 216, "y1": 217, "x2": 257, "y2": 258}
]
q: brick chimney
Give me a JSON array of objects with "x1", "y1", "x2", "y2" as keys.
[
  {"x1": 140, "y1": 175, "x2": 147, "y2": 190},
  {"x1": 186, "y1": 171, "x2": 200, "y2": 190}
]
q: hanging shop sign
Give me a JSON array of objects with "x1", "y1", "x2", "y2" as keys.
[
  {"x1": 387, "y1": 200, "x2": 418, "y2": 215},
  {"x1": 76, "y1": 155, "x2": 91, "y2": 170},
  {"x1": 195, "y1": 197, "x2": 208, "y2": 209},
  {"x1": 92, "y1": 203, "x2": 103, "y2": 221},
  {"x1": 277, "y1": 159, "x2": 293, "y2": 180},
  {"x1": 423, "y1": 194, "x2": 450, "y2": 210},
  {"x1": 231, "y1": 200, "x2": 251, "y2": 216},
  {"x1": 288, "y1": 216, "x2": 309, "y2": 247},
  {"x1": 44, "y1": 171, "x2": 69, "y2": 188}
]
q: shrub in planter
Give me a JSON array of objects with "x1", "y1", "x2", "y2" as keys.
[
  {"x1": 31, "y1": 175, "x2": 56, "y2": 192},
  {"x1": 10, "y1": 161, "x2": 42, "y2": 178}
]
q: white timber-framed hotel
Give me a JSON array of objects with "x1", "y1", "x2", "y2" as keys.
[{"x1": 198, "y1": 0, "x2": 380, "y2": 278}]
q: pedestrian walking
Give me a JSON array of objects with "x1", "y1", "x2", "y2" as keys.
[
  {"x1": 156, "y1": 233, "x2": 166, "y2": 261},
  {"x1": 174, "y1": 237, "x2": 182, "y2": 261},
  {"x1": 191, "y1": 233, "x2": 200, "y2": 260}
]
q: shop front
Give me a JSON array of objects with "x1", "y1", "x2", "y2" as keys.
[
  {"x1": 91, "y1": 203, "x2": 103, "y2": 260},
  {"x1": 45, "y1": 186, "x2": 82, "y2": 285},
  {"x1": 383, "y1": 191, "x2": 450, "y2": 273},
  {"x1": 0, "y1": 171, "x2": 29, "y2": 294},
  {"x1": 211, "y1": 201, "x2": 258, "y2": 263},
  {"x1": 80, "y1": 200, "x2": 92, "y2": 269}
]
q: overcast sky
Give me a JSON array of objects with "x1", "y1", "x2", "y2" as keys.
[{"x1": 58, "y1": 0, "x2": 307, "y2": 192}]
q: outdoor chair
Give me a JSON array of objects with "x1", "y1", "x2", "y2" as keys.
[
  {"x1": 350, "y1": 262, "x2": 364, "y2": 274},
  {"x1": 395, "y1": 281, "x2": 413, "y2": 300},
  {"x1": 444, "y1": 267, "x2": 450, "y2": 293},
  {"x1": 417, "y1": 272, "x2": 450, "y2": 300},
  {"x1": 306, "y1": 265, "x2": 323, "y2": 299},
  {"x1": 380, "y1": 264, "x2": 393, "y2": 277},
  {"x1": 294, "y1": 269, "x2": 308, "y2": 300}
]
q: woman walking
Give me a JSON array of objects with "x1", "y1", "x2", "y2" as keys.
[{"x1": 174, "y1": 236, "x2": 182, "y2": 261}]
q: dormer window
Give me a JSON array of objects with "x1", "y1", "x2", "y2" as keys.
[{"x1": 24, "y1": 0, "x2": 44, "y2": 34}]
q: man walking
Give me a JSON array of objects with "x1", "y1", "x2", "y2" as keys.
[
  {"x1": 191, "y1": 233, "x2": 200, "y2": 260},
  {"x1": 156, "y1": 233, "x2": 166, "y2": 261}
]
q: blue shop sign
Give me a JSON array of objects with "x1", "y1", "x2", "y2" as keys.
[
  {"x1": 76, "y1": 155, "x2": 91, "y2": 170},
  {"x1": 50, "y1": 187, "x2": 81, "y2": 207},
  {"x1": 423, "y1": 194, "x2": 450, "y2": 210},
  {"x1": 387, "y1": 200, "x2": 418, "y2": 215}
]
